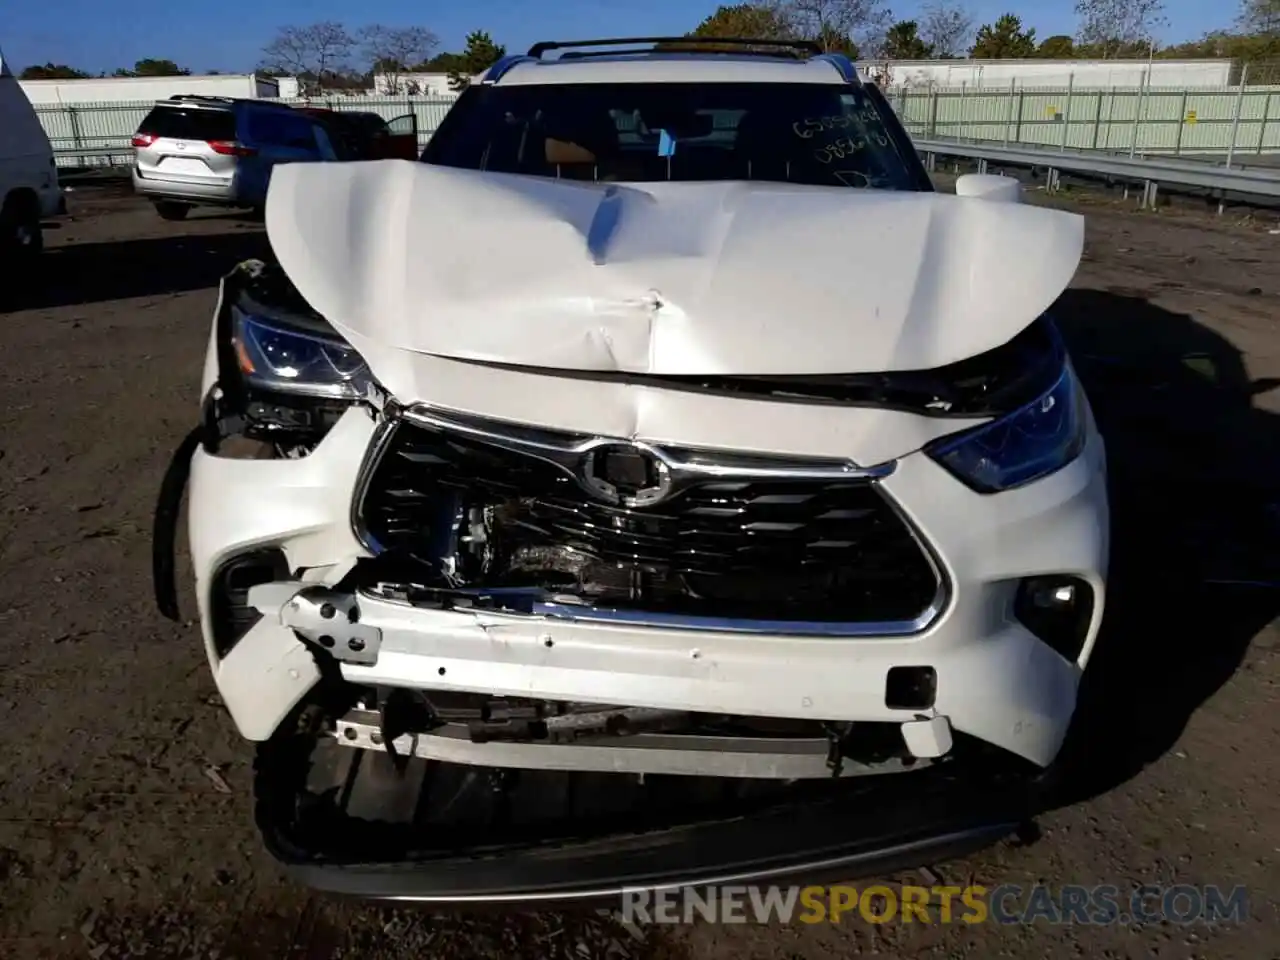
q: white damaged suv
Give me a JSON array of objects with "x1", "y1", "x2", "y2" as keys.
[{"x1": 154, "y1": 38, "x2": 1108, "y2": 900}]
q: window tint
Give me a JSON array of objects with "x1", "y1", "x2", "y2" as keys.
[
  {"x1": 313, "y1": 123, "x2": 338, "y2": 161},
  {"x1": 422, "y1": 82, "x2": 927, "y2": 191},
  {"x1": 137, "y1": 105, "x2": 237, "y2": 141},
  {"x1": 246, "y1": 111, "x2": 321, "y2": 150},
  {"x1": 350, "y1": 113, "x2": 392, "y2": 137}
]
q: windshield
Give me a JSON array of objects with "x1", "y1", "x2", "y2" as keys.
[{"x1": 422, "y1": 81, "x2": 928, "y2": 191}]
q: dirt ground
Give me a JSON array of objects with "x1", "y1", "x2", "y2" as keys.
[{"x1": 0, "y1": 180, "x2": 1277, "y2": 959}]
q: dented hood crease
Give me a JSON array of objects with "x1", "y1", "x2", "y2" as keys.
[{"x1": 265, "y1": 161, "x2": 1084, "y2": 386}]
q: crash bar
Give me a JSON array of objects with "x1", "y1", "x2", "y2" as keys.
[{"x1": 914, "y1": 137, "x2": 1280, "y2": 206}]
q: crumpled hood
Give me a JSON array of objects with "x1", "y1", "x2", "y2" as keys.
[{"x1": 265, "y1": 161, "x2": 1083, "y2": 378}]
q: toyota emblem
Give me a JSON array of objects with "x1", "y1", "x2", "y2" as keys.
[{"x1": 580, "y1": 444, "x2": 673, "y2": 507}]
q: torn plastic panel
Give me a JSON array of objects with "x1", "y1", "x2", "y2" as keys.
[{"x1": 253, "y1": 685, "x2": 1038, "y2": 890}]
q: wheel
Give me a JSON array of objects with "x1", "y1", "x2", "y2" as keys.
[
  {"x1": 154, "y1": 201, "x2": 191, "y2": 222},
  {"x1": 0, "y1": 196, "x2": 43, "y2": 262}
]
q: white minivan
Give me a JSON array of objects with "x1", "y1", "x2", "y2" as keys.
[{"x1": 0, "y1": 47, "x2": 64, "y2": 264}]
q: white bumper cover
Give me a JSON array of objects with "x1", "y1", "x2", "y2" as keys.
[{"x1": 188, "y1": 403, "x2": 1109, "y2": 769}]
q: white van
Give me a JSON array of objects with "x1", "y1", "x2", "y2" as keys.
[{"x1": 0, "y1": 48, "x2": 64, "y2": 264}]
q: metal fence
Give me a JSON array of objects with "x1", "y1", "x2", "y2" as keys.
[
  {"x1": 37, "y1": 85, "x2": 1280, "y2": 170},
  {"x1": 888, "y1": 84, "x2": 1280, "y2": 158}
]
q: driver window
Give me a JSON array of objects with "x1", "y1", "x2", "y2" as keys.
[{"x1": 312, "y1": 123, "x2": 338, "y2": 162}]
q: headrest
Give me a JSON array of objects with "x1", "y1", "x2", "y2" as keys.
[{"x1": 545, "y1": 137, "x2": 597, "y2": 166}]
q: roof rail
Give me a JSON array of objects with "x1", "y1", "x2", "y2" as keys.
[
  {"x1": 527, "y1": 37, "x2": 823, "y2": 58},
  {"x1": 813, "y1": 52, "x2": 859, "y2": 82},
  {"x1": 557, "y1": 47, "x2": 820, "y2": 61},
  {"x1": 482, "y1": 53, "x2": 537, "y2": 84},
  {"x1": 165, "y1": 94, "x2": 238, "y2": 103}
]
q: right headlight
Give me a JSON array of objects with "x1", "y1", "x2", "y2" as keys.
[
  {"x1": 230, "y1": 305, "x2": 374, "y2": 401},
  {"x1": 926, "y1": 364, "x2": 1086, "y2": 493}
]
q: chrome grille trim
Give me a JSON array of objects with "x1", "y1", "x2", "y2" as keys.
[{"x1": 350, "y1": 405, "x2": 950, "y2": 637}]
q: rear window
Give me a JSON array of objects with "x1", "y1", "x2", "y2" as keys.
[
  {"x1": 422, "y1": 81, "x2": 927, "y2": 191},
  {"x1": 137, "y1": 105, "x2": 237, "y2": 142}
]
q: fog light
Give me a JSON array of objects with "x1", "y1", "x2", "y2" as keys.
[{"x1": 1014, "y1": 575, "x2": 1094, "y2": 662}]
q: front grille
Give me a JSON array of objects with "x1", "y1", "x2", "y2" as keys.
[{"x1": 356, "y1": 419, "x2": 941, "y2": 626}]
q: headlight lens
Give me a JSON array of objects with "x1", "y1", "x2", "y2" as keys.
[
  {"x1": 231, "y1": 306, "x2": 373, "y2": 400},
  {"x1": 926, "y1": 364, "x2": 1086, "y2": 493}
]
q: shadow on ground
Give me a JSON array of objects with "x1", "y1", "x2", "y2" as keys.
[
  {"x1": 1051, "y1": 289, "x2": 1280, "y2": 806},
  {"x1": 2, "y1": 228, "x2": 272, "y2": 313}
]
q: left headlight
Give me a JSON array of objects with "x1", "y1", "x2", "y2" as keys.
[
  {"x1": 230, "y1": 305, "x2": 374, "y2": 400},
  {"x1": 926, "y1": 363, "x2": 1086, "y2": 493}
]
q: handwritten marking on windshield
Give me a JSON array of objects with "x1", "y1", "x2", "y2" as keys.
[
  {"x1": 832, "y1": 170, "x2": 871, "y2": 188},
  {"x1": 792, "y1": 116, "x2": 852, "y2": 139},
  {"x1": 813, "y1": 137, "x2": 863, "y2": 163},
  {"x1": 793, "y1": 109, "x2": 883, "y2": 140}
]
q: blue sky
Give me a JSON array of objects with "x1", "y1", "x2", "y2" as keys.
[{"x1": 5, "y1": 0, "x2": 1236, "y2": 75}]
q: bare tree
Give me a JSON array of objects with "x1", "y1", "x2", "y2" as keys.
[
  {"x1": 1238, "y1": 0, "x2": 1280, "y2": 34},
  {"x1": 1074, "y1": 0, "x2": 1166, "y2": 58},
  {"x1": 360, "y1": 24, "x2": 440, "y2": 94},
  {"x1": 260, "y1": 21, "x2": 356, "y2": 91},
  {"x1": 919, "y1": 1, "x2": 976, "y2": 58},
  {"x1": 782, "y1": 0, "x2": 894, "y2": 53}
]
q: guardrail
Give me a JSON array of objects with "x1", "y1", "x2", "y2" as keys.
[
  {"x1": 55, "y1": 144, "x2": 132, "y2": 170},
  {"x1": 915, "y1": 137, "x2": 1280, "y2": 208}
]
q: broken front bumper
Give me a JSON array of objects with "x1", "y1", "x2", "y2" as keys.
[
  {"x1": 254, "y1": 729, "x2": 1031, "y2": 902},
  {"x1": 153, "y1": 391, "x2": 1108, "y2": 898},
  {"x1": 177, "y1": 403, "x2": 1108, "y2": 769}
]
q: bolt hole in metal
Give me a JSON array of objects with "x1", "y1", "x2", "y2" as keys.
[
  {"x1": 438, "y1": 667, "x2": 447, "y2": 676},
  {"x1": 348, "y1": 638, "x2": 366, "y2": 653},
  {"x1": 320, "y1": 603, "x2": 336, "y2": 620},
  {"x1": 319, "y1": 634, "x2": 335, "y2": 648}
]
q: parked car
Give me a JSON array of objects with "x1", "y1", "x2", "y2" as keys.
[
  {"x1": 155, "y1": 38, "x2": 1109, "y2": 901},
  {"x1": 131, "y1": 95, "x2": 340, "y2": 220},
  {"x1": 0, "y1": 47, "x2": 64, "y2": 265},
  {"x1": 292, "y1": 108, "x2": 420, "y2": 160}
]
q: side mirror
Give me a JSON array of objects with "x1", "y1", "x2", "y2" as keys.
[{"x1": 955, "y1": 173, "x2": 1022, "y2": 204}]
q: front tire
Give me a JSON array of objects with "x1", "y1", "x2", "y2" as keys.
[{"x1": 154, "y1": 201, "x2": 191, "y2": 222}]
